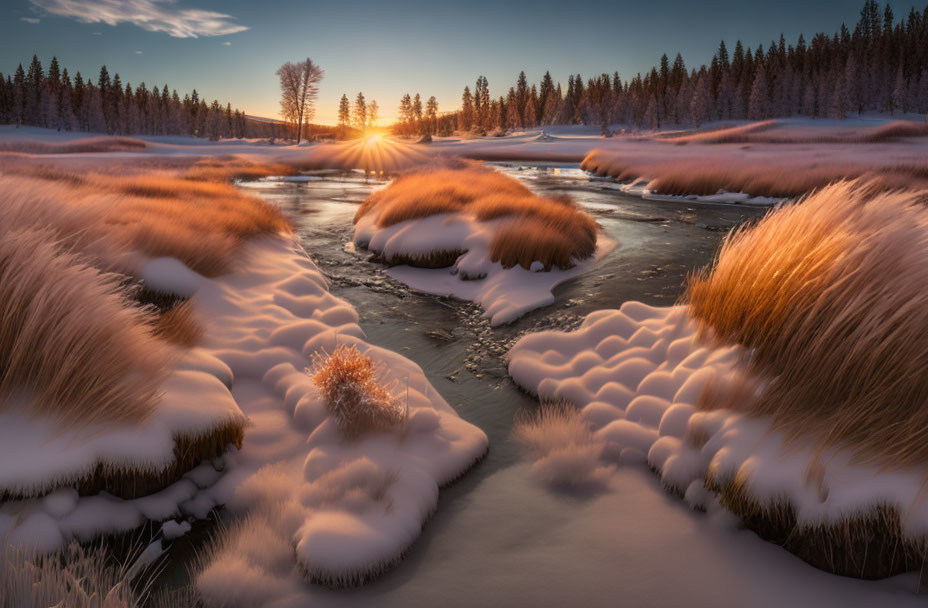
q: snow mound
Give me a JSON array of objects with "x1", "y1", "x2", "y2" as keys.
[
  {"x1": 354, "y1": 212, "x2": 614, "y2": 325},
  {"x1": 192, "y1": 235, "x2": 488, "y2": 594},
  {"x1": 508, "y1": 302, "x2": 928, "y2": 574},
  {"x1": 1, "y1": 235, "x2": 487, "y2": 580}
]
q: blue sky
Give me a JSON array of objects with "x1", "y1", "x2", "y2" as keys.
[{"x1": 0, "y1": 0, "x2": 912, "y2": 124}]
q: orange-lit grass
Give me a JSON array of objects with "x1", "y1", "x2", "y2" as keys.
[
  {"x1": 0, "y1": 167, "x2": 292, "y2": 277},
  {"x1": 581, "y1": 149, "x2": 928, "y2": 198},
  {"x1": 151, "y1": 300, "x2": 203, "y2": 348},
  {"x1": 665, "y1": 119, "x2": 928, "y2": 145},
  {"x1": 0, "y1": 229, "x2": 170, "y2": 427},
  {"x1": 310, "y1": 345, "x2": 405, "y2": 437},
  {"x1": 356, "y1": 162, "x2": 599, "y2": 270},
  {"x1": 181, "y1": 156, "x2": 298, "y2": 182},
  {"x1": 0, "y1": 136, "x2": 147, "y2": 154},
  {"x1": 686, "y1": 180, "x2": 928, "y2": 469}
]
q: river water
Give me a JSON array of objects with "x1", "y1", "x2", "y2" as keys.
[{"x1": 209, "y1": 165, "x2": 917, "y2": 607}]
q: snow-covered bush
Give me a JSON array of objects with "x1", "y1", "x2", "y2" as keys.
[
  {"x1": 311, "y1": 345, "x2": 405, "y2": 437},
  {"x1": 513, "y1": 403, "x2": 611, "y2": 493}
]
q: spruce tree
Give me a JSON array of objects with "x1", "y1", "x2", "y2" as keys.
[{"x1": 338, "y1": 94, "x2": 350, "y2": 128}]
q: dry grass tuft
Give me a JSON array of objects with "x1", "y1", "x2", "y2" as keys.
[
  {"x1": 0, "y1": 136, "x2": 147, "y2": 154},
  {"x1": 686, "y1": 180, "x2": 928, "y2": 469},
  {"x1": 513, "y1": 402, "x2": 610, "y2": 492},
  {"x1": 0, "y1": 229, "x2": 170, "y2": 427},
  {"x1": 355, "y1": 161, "x2": 598, "y2": 270},
  {"x1": 1, "y1": 539, "x2": 150, "y2": 607},
  {"x1": 310, "y1": 345, "x2": 405, "y2": 437}
]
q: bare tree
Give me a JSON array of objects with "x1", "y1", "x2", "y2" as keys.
[{"x1": 276, "y1": 58, "x2": 323, "y2": 144}]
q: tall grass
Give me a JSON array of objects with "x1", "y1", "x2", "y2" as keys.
[
  {"x1": 1, "y1": 167, "x2": 292, "y2": 277},
  {"x1": 355, "y1": 161, "x2": 598, "y2": 270},
  {"x1": 0, "y1": 160, "x2": 288, "y2": 427},
  {"x1": 686, "y1": 180, "x2": 928, "y2": 468},
  {"x1": 0, "y1": 229, "x2": 169, "y2": 426},
  {"x1": 1, "y1": 540, "x2": 148, "y2": 608}
]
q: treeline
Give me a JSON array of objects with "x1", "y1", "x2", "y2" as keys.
[
  {"x1": 0, "y1": 55, "x2": 272, "y2": 139},
  {"x1": 393, "y1": 92, "x2": 456, "y2": 136},
  {"x1": 441, "y1": 0, "x2": 928, "y2": 133}
]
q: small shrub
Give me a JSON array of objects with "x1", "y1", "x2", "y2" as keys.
[
  {"x1": 310, "y1": 345, "x2": 405, "y2": 437},
  {"x1": 513, "y1": 403, "x2": 610, "y2": 492}
]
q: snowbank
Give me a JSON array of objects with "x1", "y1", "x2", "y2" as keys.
[
  {"x1": 1, "y1": 234, "x2": 487, "y2": 583},
  {"x1": 508, "y1": 303, "x2": 928, "y2": 577},
  {"x1": 355, "y1": 211, "x2": 613, "y2": 325},
  {"x1": 186, "y1": 235, "x2": 487, "y2": 593}
]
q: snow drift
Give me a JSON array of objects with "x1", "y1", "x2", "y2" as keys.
[{"x1": 508, "y1": 181, "x2": 928, "y2": 578}]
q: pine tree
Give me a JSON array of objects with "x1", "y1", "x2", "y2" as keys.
[
  {"x1": 892, "y1": 66, "x2": 906, "y2": 114},
  {"x1": 353, "y1": 91, "x2": 366, "y2": 130},
  {"x1": 338, "y1": 94, "x2": 350, "y2": 128},
  {"x1": 690, "y1": 72, "x2": 711, "y2": 126},
  {"x1": 425, "y1": 96, "x2": 438, "y2": 134},
  {"x1": 461, "y1": 86, "x2": 474, "y2": 130},
  {"x1": 398, "y1": 93, "x2": 412, "y2": 136},
  {"x1": 748, "y1": 64, "x2": 769, "y2": 119}
]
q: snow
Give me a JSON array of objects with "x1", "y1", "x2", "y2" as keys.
[
  {"x1": 353, "y1": 211, "x2": 615, "y2": 325},
  {"x1": 0, "y1": 347, "x2": 242, "y2": 498},
  {"x1": 192, "y1": 235, "x2": 486, "y2": 588},
  {"x1": 1, "y1": 233, "x2": 487, "y2": 582},
  {"x1": 508, "y1": 302, "x2": 928, "y2": 536}
]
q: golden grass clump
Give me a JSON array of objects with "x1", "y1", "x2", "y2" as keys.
[
  {"x1": 686, "y1": 180, "x2": 928, "y2": 469},
  {"x1": 355, "y1": 161, "x2": 599, "y2": 270},
  {"x1": 0, "y1": 229, "x2": 170, "y2": 427},
  {"x1": 310, "y1": 345, "x2": 405, "y2": 437},
  {"x1": 0, "y1": 165, "x2": 292, "y2": 277}
]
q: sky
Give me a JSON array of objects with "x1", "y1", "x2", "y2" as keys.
[{"x1": 0, "y1": 0, "x2": 914, "y2": 125}]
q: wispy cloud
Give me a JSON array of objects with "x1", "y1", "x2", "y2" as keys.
[
  {"x1": 135, "y1": 50, "x2": 143, "y2": 54},
  {"x1": 20, "y1": 17, "x2": 41, "y2": 23},
  {"x1": 30, "y1": 0, "x2": 248, "y2": 38}
]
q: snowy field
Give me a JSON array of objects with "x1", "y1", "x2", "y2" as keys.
[{"x1": 3, "y1": 122, "x2": 928, "y2": 605}]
